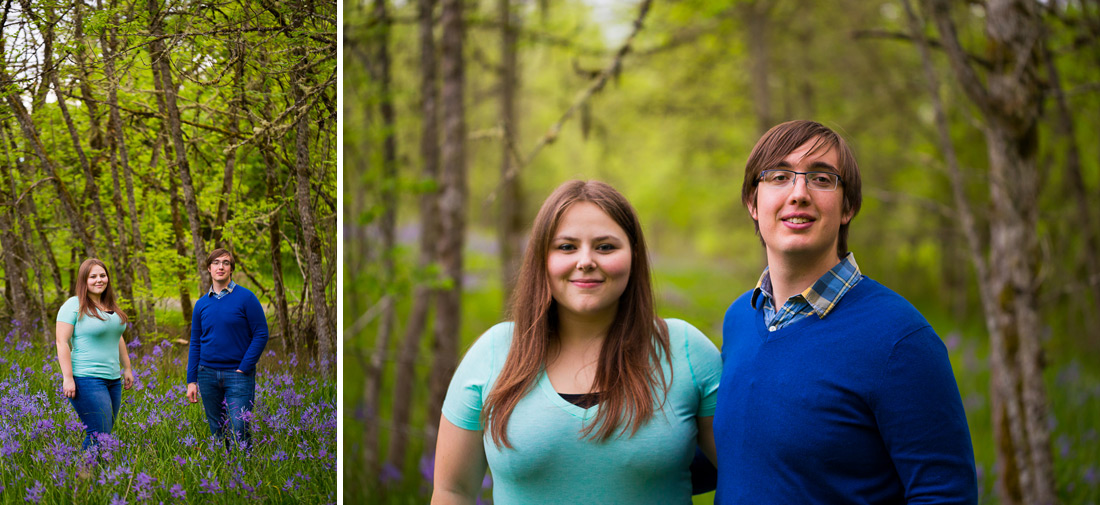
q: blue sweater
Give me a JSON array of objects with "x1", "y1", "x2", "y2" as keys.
[
  {"x1": 186, "y1": 285, "x2": 269, "y2": 383},
  {"x1": 714, "y1": 278, "x2": 976, "y2": 504}
]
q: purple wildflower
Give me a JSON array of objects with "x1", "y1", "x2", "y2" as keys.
[
  {"x1": 420, "y1": 452, "x2": 435, "y2": 484},
  {"x1": 169, "y1": 484, "x2": 186, "y2": 500},
  {"x1": 380, "y1": 463, "x2": 402, "y2": 485},
  {"x1": 270, "y1": 450, "x2": 287, "y2": 461},
  {"x1": 109, "y1": 494, "x2": 127, "y2": 505},
  {"x1": 3, "y1": 439, "x2": 22, "y2": 457},
  {"x1": 199, "y1": 478, "x2": 222, "y2": 494},
  {"x1": 24, "y1": 481, "x2": 44, "y2": 503},
  {"x1": 172, "y1": 455, "x2": 186, "y2": 466}
]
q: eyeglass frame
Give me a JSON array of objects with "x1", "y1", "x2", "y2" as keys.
[
  {"x1": 757, "y1": 168, "x2": 845, "y2": 192},
  {"x1": 210, "y1": 260, "x2": 234, "y2": 267}
]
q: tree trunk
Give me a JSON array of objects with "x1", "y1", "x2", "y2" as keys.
[
  {"x1": 498, "y1": 0, "x2": 524, "y2": 304},
  {"x1": 0, "y1": 119, "x2": 63, "y2": 298},
  {"x1": 148, "y1": 0, "x2": 209, "y2": 291},
  {"x1": 168, "y1": 158, "x2": 195, "y2": 329},
  {"x1": 98, "y1": 8, "x2": 137, "y2": 334},
  {"x1": 0, "y1": 142, "x2": 33, "y2": 337},
  {"x1": 214, "y1": 38, "x2": 246, "y2": 248},
  {"x1": 72, "y1": 0, "x2": 105, "y2": 152},
  {"x1": 387, "y1": 0, "x2": 441, "y2": 474},
  {"x1": 0, "y1": 71, "x2": 95, "y2": 258},
  {"x1": 49, "y1": 70, "x2": 117, "y2": 255},
  {"x1": 428, "y1": 0, "x2": 468, "y2": 452},
  {"x1": 263, "y1": 145, "x2": 291, "y2": 355},
  {"x1": 1042, "y1": 43, "x2": 1100, "y2": 341},
  {"x1": 926, "y1": 1, "x2": 1056, "y2": 503},
  {"x1": 291, "y1": 43, "x2": 335, "y2": 373},
  {"x1": 742, "y1": 0, "x2": 772, "y2": 135},
  {"x1": 362, "y1": 0, "x2": 399, "y2": 481}
]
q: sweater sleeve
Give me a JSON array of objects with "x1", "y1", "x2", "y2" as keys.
[
  {"x1": 874, "y1": 326, "x2": 978, "y2": 504},
  {"x1": 186, "y1": 299, "x2": 203, "y2": 384},
  {"x1": 236, "y1": 290, "x2": 270, "y2": 372}
]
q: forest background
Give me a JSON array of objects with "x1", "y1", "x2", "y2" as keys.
[
  {"x1": 0, "y1": 0, "x2": 337, "y2": 361},
  {"x1": 349, "y1": 0, "x2": 1100, "y2": 504},
  {"x1": 0, "y1": 0, "x2": 337, "y2": 502}
]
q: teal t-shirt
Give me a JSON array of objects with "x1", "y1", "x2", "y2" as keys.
[
  {"x1": 56, "y1": 296, "x2": 125, "y2": 379},
  {"x1": 442, "y1": 318, "x2": 721, "y2": 505}
]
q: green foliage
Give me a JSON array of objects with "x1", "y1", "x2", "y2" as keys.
[{"x1": 0, "y1": 0, "x2": 336, "y2": 342}]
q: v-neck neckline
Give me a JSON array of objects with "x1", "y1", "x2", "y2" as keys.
[{"x1": 538, "y1": 370, "x2": 598, "y2": 420}]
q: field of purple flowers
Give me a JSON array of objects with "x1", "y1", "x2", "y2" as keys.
[{"x1": 0, "y1": 324, "x2": 336, "y2": 504}]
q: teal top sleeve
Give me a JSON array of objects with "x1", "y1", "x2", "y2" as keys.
[
  {"x1": 57, "y1": 296, "x2": 125, "y2": 380},
  {"x1": 676, "y1": 319, "x2": 722, "y2": 417},
  {"x1": 441, "y1": 323, "x2": 510, "y2": 431}
]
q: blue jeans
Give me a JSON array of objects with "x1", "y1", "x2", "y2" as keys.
[
  {"x1": 197, "y1": 365, "x2": 256, "y2": 449},
  {"x1": 69, "y1": 376, "x2": 122, "y2": 450}
]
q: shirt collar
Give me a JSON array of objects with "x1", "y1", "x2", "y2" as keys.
[
  {"x1": 751, "y1": 253, "x2": 862, "y2": 318},
  {"x1": 209, "y1": 280, "x2": 237, "y2": 296}
]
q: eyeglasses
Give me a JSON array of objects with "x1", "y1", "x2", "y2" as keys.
[
  {"x1": 758, "y1": 169, "x2": 843, "y2": 192},
  {"x1": 211, "y1": 260, "x2": 233, "y2": 267}
]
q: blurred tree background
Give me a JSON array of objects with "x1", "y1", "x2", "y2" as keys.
[
  {"x1": 346, "y1": 0, "x2": 1100, "y2": 503},
  {"x1": 0, "y1": 0, "x2": 338, "y2": 370}
]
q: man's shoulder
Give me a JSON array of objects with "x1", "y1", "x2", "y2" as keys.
[
  {"x1": 841, "y1": 277, "x2": 932, "y2": 335},
  {"x1": 227, "y1": 284, "x2": 262, "y2": 305}
]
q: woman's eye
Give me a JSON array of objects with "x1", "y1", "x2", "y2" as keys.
[
  {"x1": 596, "y1": 243, "x2": 616, "y2": 252},
  {"x1": 556, "y1": 244, "x2": 576, "y2": 251}
]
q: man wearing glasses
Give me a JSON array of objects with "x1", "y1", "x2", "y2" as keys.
[
  {"x1": 712, "y1": 121, "x2": 977, "y2": 503},
  {"x1": 186, "y1": 248, "x2": 269, "y2": 450}
]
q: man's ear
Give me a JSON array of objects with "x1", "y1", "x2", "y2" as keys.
[
  {"x1": 748, "y1": 192, "x2": 759, "y2": 221},
  {"x1": 842, "y1": 202, "x2": 854, "y2": 225}
]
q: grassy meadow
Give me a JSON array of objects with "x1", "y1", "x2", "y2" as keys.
[{"x1": 0, "y1": 321, "x2": 336, "y2": 504}]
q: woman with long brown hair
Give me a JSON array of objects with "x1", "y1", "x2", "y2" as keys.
[
  {"x1": 55, "y1": 258, "x2": 135, "y2": 449},
  {"x1": 432, "y1": 180, "x2": 721, "y2": 504}
]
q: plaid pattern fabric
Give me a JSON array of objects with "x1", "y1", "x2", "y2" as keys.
[
  {"x1": 209, "y1": 280, "x2": 238, "y2": 299},
  {"x1": 751, "y1": 253, "x2": 862, "y2": 332}
]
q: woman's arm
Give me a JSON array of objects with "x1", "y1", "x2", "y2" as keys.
[
  {"x1": 118, "y1": 336, "x2": 134, "y2": 389},
  {"x1": 431, "y1": 416, "x2": 488, "y2": 505},
  {"x1": 55, "y1": 322, "x2": 77, "y2": 398},
  {"x1": 697, "y1": 416, "x2": 717, "y2": 466}
]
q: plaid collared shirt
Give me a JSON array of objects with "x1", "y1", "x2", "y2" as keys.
[
  {"x1": 751, "y1": 253, "x2": 862, "y2": 332},
  {"x1": 209, "y1": 280, "x2": 238, "y2": 300}
]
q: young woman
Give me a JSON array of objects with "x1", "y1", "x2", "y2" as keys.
[
  {"x1": 55, "y1": 258, "x2": 135, "y2": 449},
  {"x1": 432, "y1": 180, "x2": 721, "y2": 504}
]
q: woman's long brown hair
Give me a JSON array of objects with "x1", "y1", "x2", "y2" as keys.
[
  {"x1": 75, "y1": 258, "x2": 129, "y2": 324},
  {"x1": 481, "y1": 180, "x2": 671, "y2": 448}
]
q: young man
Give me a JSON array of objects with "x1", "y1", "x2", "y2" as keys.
[
  {"x1": 186, "y1": 248, "x2": 269, "y2": 449},
  {"x1": 714, "y1": 121, "x2": 977, "y2": 503}
]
